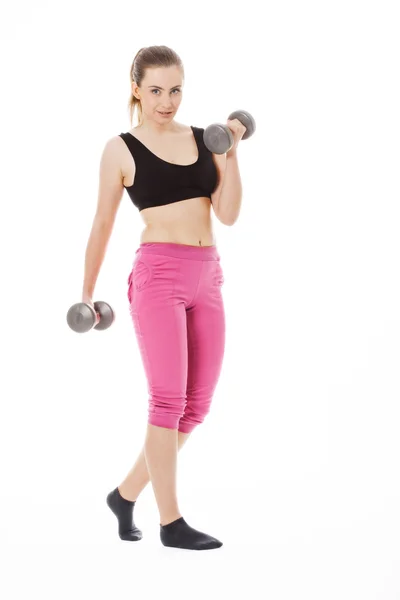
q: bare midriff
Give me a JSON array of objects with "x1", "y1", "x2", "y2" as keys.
[{"x1": 139, "y1": 196, "x2": 216, "y2": 247}]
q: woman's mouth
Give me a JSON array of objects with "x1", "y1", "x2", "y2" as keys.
[{"x1": 158, "y1": 111, "x2": 172, "y2": 117}]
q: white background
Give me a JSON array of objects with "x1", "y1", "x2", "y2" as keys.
[{"x1": 1, "y1": 0, "x2": 399, "y2": 598}]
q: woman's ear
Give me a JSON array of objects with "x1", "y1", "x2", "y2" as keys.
[{"x1": 131, "y1": 81, "x2": 140, "y2": 100}]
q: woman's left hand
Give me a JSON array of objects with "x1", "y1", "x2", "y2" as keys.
[{"x1": 226, "y1": 118, "x2": 247, "y2": 156}]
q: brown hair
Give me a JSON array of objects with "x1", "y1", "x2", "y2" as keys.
[{"x1": 128, "y1": 45, "x2": 184, "y2": 127}]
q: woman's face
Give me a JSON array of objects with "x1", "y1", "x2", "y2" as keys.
[{"x1": 133, "y1": 65, "x2": 183, "y2": 124}]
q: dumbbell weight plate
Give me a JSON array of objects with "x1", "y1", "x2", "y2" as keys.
[
  {"x1": 66, "y1": 302, "x2": 97, "y2": 333},
  {"x1": 228, "y1": 110, "x2": 256, "y2": 140},
  {"x1": 93, "y1": 301, "x2": 115, "y2": 330},
  {"x1": 203, "y1": 123, "x2": 234, "y2": 155}
]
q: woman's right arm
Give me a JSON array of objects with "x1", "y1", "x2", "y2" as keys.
[{"x1": 81, "y1": 136, "x2": 126, "y2": 302}]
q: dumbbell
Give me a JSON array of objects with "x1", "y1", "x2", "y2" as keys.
[
  {"x1": 203, "y1": 110, "x2": 256, "y2": 154},
  {"x1": 66, "y1": 300, "x2": 115, "y2": 333}
]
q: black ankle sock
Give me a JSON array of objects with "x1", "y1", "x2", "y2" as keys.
[
  {"x1": 106, "y1": 487, "x2": 142, "y2": 541},
  {"x1": 160, "y1": 516, "x2": 223, "y2": 550}
]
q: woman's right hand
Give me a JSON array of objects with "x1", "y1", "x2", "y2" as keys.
[
  {"x1": 82, "y1": 293, "x2": 94, "y2": 308},
  {"x1": 82, "y1": 294, "x2": 100, "y2": 324}
]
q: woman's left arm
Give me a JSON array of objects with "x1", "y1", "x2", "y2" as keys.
[
  {"x1": 216, "y1": 149, "x2": 242, "y2": 226},
  {"x1": 212, "y1": 118, "x2": 246, "y2": 226}
]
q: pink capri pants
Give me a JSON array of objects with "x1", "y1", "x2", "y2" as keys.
[{"x1": 127, "y1": 242, "x2": 226, "y2": 434}]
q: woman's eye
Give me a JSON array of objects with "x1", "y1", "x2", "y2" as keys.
[{"x1": 151, "y1": 89, "x2": 180, "y2": 94}]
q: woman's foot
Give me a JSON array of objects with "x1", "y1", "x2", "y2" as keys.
[
  {"x1": 106, "y1": 487, "x2": 142, "y2": 541},
  {"x1": 160, "y1": 516, "x2": 222, "y2": 550}
]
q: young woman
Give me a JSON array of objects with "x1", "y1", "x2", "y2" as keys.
[{"x1": 82, "y1": 45, "x2": 245, "y2": 550}]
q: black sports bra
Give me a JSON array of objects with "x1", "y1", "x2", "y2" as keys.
[{"x1": 118, "y1": 126, "x2": 218, "y2": 212}]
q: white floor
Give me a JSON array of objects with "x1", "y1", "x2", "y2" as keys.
[{"x1": 2, "y1": 471, "x2": 399, "y2": 600}]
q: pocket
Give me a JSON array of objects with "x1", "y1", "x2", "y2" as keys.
[
  {"x1": 132, "y1": 258, "x2": 153, "y2": 291},
  {"x1": 214, "y1": 261, "x2": 224, "y2": 288}
]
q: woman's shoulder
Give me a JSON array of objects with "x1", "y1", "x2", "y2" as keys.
[
  {"x1": 189, "y1": 123, "x2": 204, "y2": 132},
  {"x1": 172, "y1": 121, "x2": 204, "y2": 134},
  {"x1": 104, "y1": 135, "x2": 136, "y2": 183}
]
